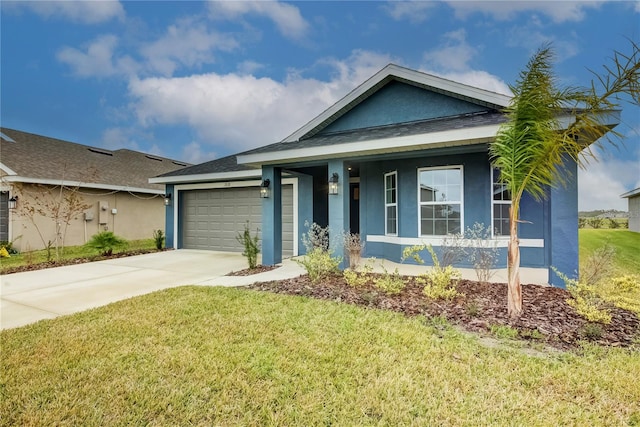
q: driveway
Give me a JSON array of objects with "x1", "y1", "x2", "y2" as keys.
[{"x1": 1, "y1": 250, "x2": 304, "y2": 330}]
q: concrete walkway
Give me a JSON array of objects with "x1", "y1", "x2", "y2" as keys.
[{"x1": 0, "y1": 250, "x2": 305, "y2": 330}]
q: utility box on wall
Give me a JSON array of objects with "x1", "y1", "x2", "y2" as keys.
[
  {"x1": 99, "y1": 201, "x2": 109, "y2": 224},
  {"x1": 84, "y1": 210, "x2": 94, "y2": 221}
]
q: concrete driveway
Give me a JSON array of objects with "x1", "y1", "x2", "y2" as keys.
[{"x1": 1, "y1": 250, "x2": 304, "y2": 330}]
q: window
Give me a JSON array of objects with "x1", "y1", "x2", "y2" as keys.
[
  {"x1": 492, "y1": 169, "x2": 511, "y2": 237},
  {"x1": 418, "y1": 167, "x2": 462, "y2": 236},
  {"x1": 385, "y1": 171, "x2": 398, "y2": 235}
]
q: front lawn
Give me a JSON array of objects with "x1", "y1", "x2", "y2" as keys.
[
  {"x1": 580, "y1": 229, "x2": 640, "y2": 276},
  {"x1": 2, "y1": 286, "x2": 638, "y2": 426}
]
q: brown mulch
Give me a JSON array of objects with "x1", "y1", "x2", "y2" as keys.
[
  {"x1": 226, "y1": 265, "x2": 279, "y2": 276},
  {"x1": 249, "y1": 274, "x2": 640, "y2": 351},
  {"x1": 0, "y1": 249, "x2": 168, "y2": 275}
]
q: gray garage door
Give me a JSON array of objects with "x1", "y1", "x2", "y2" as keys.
[{"x1": 181, "y1": 185, "x2": 294, "y2": 256}]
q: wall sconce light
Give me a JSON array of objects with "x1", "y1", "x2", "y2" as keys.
[
  {"x1": 164, "y1": 194, "x2": 172, "y2": 206},
  {"x1": 260, "y1": 179, "x2": 271, "y2": 198},
  {"x1": 8, "y1": 196, "x2": 18, "y2": 210},
  {"x1": 328, "y1": 172, "x2": 339, "y2": 195}
]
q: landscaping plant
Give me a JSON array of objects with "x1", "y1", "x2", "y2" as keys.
[
  {"x1": 236, "y1": 221, "x2": 260, "y2": 269},
  {"x1": 418, "y1": 245, "x2": 462, "y2": 300},
  {"x1": 152, "y1": 229, "x2": 165, "y2": 250},
  {"x1": 85, "y1": 231, "x2": 128, "y2": 256},
  {"x1": 296, "y1": 222, "x2": 341, "y2": 283}
]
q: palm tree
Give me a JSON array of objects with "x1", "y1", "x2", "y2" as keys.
[{"x1": 490, "y1": 43, "x2": 639, "y2": 318}]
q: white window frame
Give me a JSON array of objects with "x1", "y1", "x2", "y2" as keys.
[
  {"x1": 491, "y1": 168, "x2": 511, "y2": 238},
  {"x1": 384, "y1": 171, "x2": 398, "y2": 236},
  {"x1": 417, "y1": 165, "x2": 464, "y2": 237}
]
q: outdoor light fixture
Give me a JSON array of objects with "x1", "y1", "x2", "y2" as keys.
[
  {"x1": 328, "y1": 172, "x2": 339, "y2": 195},
  {"x1": 8, "y1": 196, "x2": 18, "y2": 210},
  {"x1": 260, "y1": 179, "x2": 271, "y2": 198},
  {"x1": 164, "y1": 194, "x2": 172, "y2": 206}
]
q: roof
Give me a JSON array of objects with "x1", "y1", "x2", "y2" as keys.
[
  {"x1": 150, "y1": 152, "x2": 261, "y2": 184},
  {"x1": 621, "y1": 187, "x2": 640, "y2": 199},
  {"x1": 0, "y1": 128, "x2": 190, "y2": 194},
  {"x1": 283, "y1": 63, "x2": 512, "y2": 143}
]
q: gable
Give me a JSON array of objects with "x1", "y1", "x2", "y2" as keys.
[{"x1": 317, "y1": 80, "x2": 492, "y2": 136}]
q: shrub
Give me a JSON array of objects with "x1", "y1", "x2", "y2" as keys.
[
  {"x1": 373, "y1": 263, "x2": 405, "y2": 294},
  {"x1": 598, "y1": 275, "x2": 640, "y2": 314},
  {"x1": 490, "y1": 324, "x2": 519, "y2": 339},
  {"x1": 608, "y1": 218, "x2": 620, "y2": 229},
  {"x1": 301, "y1": 221, "x2": 329, "y2": 251},
  {"x1": 152, "y1": 229, "x2": 165, "y2": 250},
  {"x1": 465, "y1": 222, "x2": 499, "y2": 283},
  {"x1": 580, "y1": 243, "x2": 616, "y2": 286},
  {"x1": 343, "y1": 259, "x2": 373, "y2": 288},
  {"x1": 579, "y1": 323, "x2": 604, "y2": 341},
  {"x1": 589, "y1": 217, "x2": 603, "y2": 229},
  {"x1": 418, "y1": 245, "x2": 462, "y2": 300},
  {"x1": 0, "y1": 240, "x2": 18, "y2": 255},
  {"x1": 85, "y1": 231, "x2": 127, "y2": 256},
  {"x1": 343, "y1": 231, "x2": 365, "y2": 269},
  {"x1": 236, "y1": 222, "x2": 260, "y2": 269},
  {"x1": 440, "y1": 233, "x2": 466, "y2": 267},
  {"x1": 578, "y1": 217, "x2": 588, "y2": 228},
  {"x1": 0, "y1": 247, "x2": 10, "y2": 258},
  {"x1": 297, "y1": 247, "x2": 341, "y2": 284},
  {"x1": 553, "y1": 268, "x2": 612, "y2": 324}
]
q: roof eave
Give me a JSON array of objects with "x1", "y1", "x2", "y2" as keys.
[
  {"x1": 621, "y1": 187, "x2": 640, "y2": 199},
  {"x1": 149, "y1": 169, "x2": 262, "y2": 185},
  {"x1": 2, "y1": 176, "x2": 164, "y2": 195}
]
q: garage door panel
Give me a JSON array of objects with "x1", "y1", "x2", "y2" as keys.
[{"x1": 182, "y1": 185, "x2": 293, "y2": 256}]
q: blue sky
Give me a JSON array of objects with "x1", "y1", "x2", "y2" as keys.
[{"x1": 1, "y1": 1, "x2": 639, "y2": 211}]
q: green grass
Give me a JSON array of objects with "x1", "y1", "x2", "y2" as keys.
[
  {"x1": 0, "y1": 239, "x2": 156, "y2": 272},
  {"x1": 2, "y1": 286, "x2": 639, "y2": 426},
  {"x1": 579, "y1": 229, "x2": 640, "y2": 276}
]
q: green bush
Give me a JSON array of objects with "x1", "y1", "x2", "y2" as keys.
[
  {"x1": 343, "y1": 259, "x2": 373, "y2": 288},
  {"x1": 373, "y1": 263, "x2": 405, "y2": 294},
  {"x1": 599, "y1": 275, "x2": 640, "y2": 314},
  {"x1": 553, "y1": 268, "x2": 611, "y2": 324},
  {"x1": 589, "y1": 218, "x2": 603, "y2": 229},
  {"x1": 418, "y1": 245, "x2": 462, "y2": 301},
  {"x1": 296, "y1": 247, "x2": 341, "y2": 284},
  {"x1": 236, "y1": 222, "x2": 260, "y2": 269},
  {"x1": 0, "y1": 240, "x2": 18, "y2": 255},
  {"x1": 152, "y1": 229, "x2": 165, "y2": 250},
  {"x1": 85, "y1": 231, "x2": 128, "y2": 256}
]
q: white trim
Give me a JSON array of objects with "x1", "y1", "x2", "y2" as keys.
[
  {"x1": 1, "y1": 176, "x2": 163, "y2": 194},
  {"x1": 0, "y1": 162, "x2": 17, "y2": 176},
  {"x1": 384, "y1": 171, "x2": 398, "y2": 236},
  {"x1": 283, "y1": 64, "x2": 511, "y2": 143},
  {"x1": 366, "y1": 234, "x2": 544, "y2": 248},
  {"x1": 490, "y1": 168, "x2": 512, "y2": 239},
  {"x1": 173, "y1": 177, "x2": 299, "y2": 256},
  {"x1": 417, "y1": 165, "x2": 464, "y2": 237},
  {"x1": 238, "y1": 124, "x2": 500, "y2": 166},
  {"x1": 621, "y1": 187, "x2": 640, "y2": 199},
  {"x1": 149, "y1": 169, "x2": 261, "y2": 184}
]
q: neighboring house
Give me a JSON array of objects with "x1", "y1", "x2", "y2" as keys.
[
  {"x1": 0, "y1": 128, "x2": 190, "y2": 251},
  {"x1": 621, "y1": 188, "x2": 640, "y2": 232},
  {"x1": 152, "y1": 64, "x2": 619, "y2": 286}
]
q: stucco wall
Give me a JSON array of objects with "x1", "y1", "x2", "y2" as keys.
[
  {"x1": 628, "y1": 195, "x2": 640, "y2": 233},
  {"x1": 8, "y1": 183, "x2": 165, "y2": 252}
]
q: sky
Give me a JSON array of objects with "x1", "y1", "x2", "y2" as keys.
[{"x1": 1, "y1": 1, "x2": 639, "y2": 211}]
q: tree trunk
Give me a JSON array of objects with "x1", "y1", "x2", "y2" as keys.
[{"x1": 507, "y1": 206, "x2": 522, "y2": 318}]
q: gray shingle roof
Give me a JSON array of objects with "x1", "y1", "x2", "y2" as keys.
[
  {"x1": 0, "y1": 128, "x2": 190, "y2": 192},
  {"x1": 155, "y1": 152, "x2": 257, "y2": 178}
]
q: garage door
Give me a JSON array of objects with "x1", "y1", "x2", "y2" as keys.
[{"x1": 181, "y1": 185, "x2": 294, "y2": 256}]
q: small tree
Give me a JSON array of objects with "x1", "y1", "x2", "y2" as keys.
[
  {"x1": 589, "y1": 218, "x2": 603, "y2": 229},
  {"x1": 236, "y1": 222, "x2": 260, "y2": 269}
]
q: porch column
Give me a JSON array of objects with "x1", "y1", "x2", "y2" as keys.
[
  {"x1": 262, "y1": 166, "x2": 282, "y2": 265},
  {"x1": 548, "y1": 157, "x2": 578, "y2": 287},
  {"x1": 328, "y1": 160, "x2": 350, "y2": 267}
]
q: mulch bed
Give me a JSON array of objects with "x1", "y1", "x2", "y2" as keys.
[
  {"x1": 0, "y1": 249, "x2": 168, "y2": 275},
  {"x1": 249, "y1": 273, "x2": 640, "y2": 351},
  {"x1": 226, "y1": 265, "x2": 279, "y2": 276}
]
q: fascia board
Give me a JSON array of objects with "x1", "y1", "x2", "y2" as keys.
[
  {"x1": 2, "y1": 176, "x2": 163, "y2": 195},
  {"x1": 238, "y1": 124, "x2": 501, "y2": 166},
  {"x1": 0, "y1": 162, "x2": 17, "y2": 176},
  {"x1": 621, "y1": 188, "x2": 640, "y2": 198},
  {"x1": 149, "y1": 169, "x2": 262, "y2": 184}
]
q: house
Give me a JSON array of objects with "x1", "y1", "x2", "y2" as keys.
[
  {"x1": 0, "y1": 128, "x2": 190, "y2": 252},
  {"x1": 151, "y1": 64, "x2": 620, "y2": 286},
  {"x1": 621, "y1": 188, "x2": 640, "y2": 232}
]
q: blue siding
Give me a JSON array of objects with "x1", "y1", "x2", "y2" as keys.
[
  {"x1": 164, "y1": 184, "x2": 175, "y2": 248},
  {"x1": 359, "y1": 151, "x2": 548, "y2": 269},
  {"x1": 261, "y1": 167, "x2": 282, "y2": 265},
  {"x1": 321, "y1": 81, "x2": 488, "y2": 134}
]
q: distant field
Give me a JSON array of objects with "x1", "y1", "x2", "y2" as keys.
[{"x1": 579, "y1": 229, "x2": 640, "y2": 276}]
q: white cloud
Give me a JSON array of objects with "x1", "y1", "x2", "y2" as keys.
[
  {"x1": 57, "y1": 35, "x2": 131, "y2": 78},
  {"x1": 208, "y1": 1, "x2": 309, "y2": 40},
  {"x1": 127, "y1": 50, "x2": 393, "y2": 154},
  {"x1": 578, "y1": 146, "x2": 640, "y2": 211},
  {"x1": 140, "y1": 18, "x2": 238, "y2": 76},
  {"x1": 447, "y1": 1, "x2": 603, "y2": 23},
  {"x1": 504, "y1": 24, "x2": 580, "y2": 60},
  {"x1": 180, "y1": 141, "x2": 219, "y2": 164},
  {"x1": 384, "y1": 1, "x2": 437, "y2": 23},
  {"x1": 421, "y1": 30, "x2": 511, "y2": 95},
  {"x1": 9, "y1": 0, "x2": 125, "y2": 24}
]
